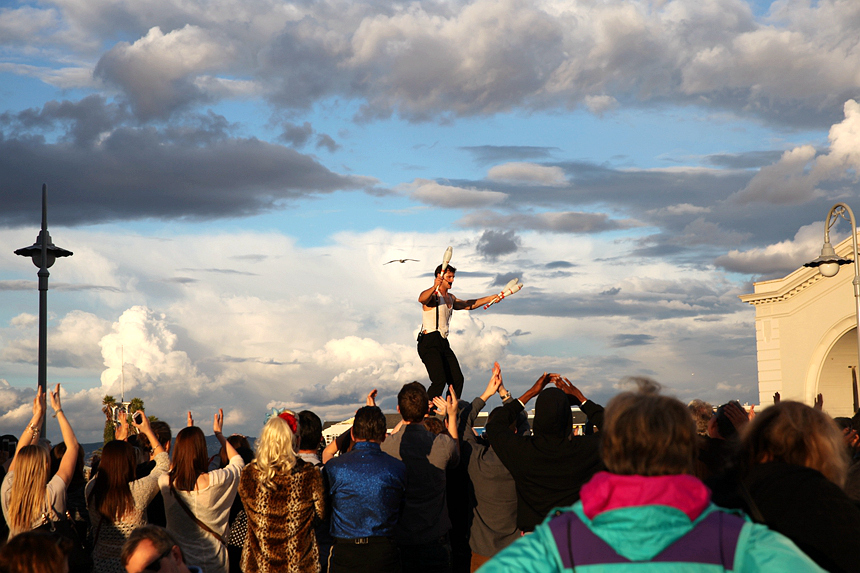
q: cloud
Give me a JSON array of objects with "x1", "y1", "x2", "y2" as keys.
[
  {"x1": 0, "y1": 226, "x2": 764, "y2": 440},
  {"x1": 459, "y1": 210, "x2": 638, "y2": 234},
  {"x1": 0, "y1": 100, "x2": 380, "y2": 226},
  {"x1": 407, "y1": 179, "x2": 507, "y2": 209},
  {"x1": 476, "y1": 230, "x2": 521, "y2": 260},
  {"x1": 546, "y1": 261, "x2": 575, "y2": 269},
  {"x1": 491, "y1": 272, "x2": 522, "y2": 288},
  {"x1": 610, "y1": 334, "x2": 656, "y2": 347},
  {"x1": 460, "y1": 145, "x2": 558, "y2": 165},
  {"x1": 584, "y1": 95, "x2": 618, "y2": 116},
  {"x1": 279, "y1": 121, "x2": 314, "y2": 148},
  {"x1": 732, "y1": 100, "x2": 860, "y2": 205},
  {"x1": 1, "y1": 310, "x2": 110, "y2": 369},
  {"x1": 714, "y1": 222, "x2": 825, "y2": 275},
  {"x1": 487, "y1": 162, "x2": 567, "y2": 186},
  {"x1": 95, "y1": 25, "x2": 235, "y2": 120},
  {"x1": 98, "y1": 306, "x2": 210, "y2": 395},
  {"x1": 7, "y1": 0, "x2": 860, "y2": 127},
  {"x1": 648, "y1": 203, "x2": 711, "y2": 217}
]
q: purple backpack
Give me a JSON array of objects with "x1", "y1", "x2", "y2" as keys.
[{"x1": 548, "y1": 509, "x2": 745, "y2": 570}]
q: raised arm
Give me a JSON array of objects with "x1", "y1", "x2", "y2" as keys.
[
  {"x1": 452, "y1": 293, "x2": 498, "y2": 311},
  {"x1": 445, "y1": 385, "x2": 460, "y2": 446},
  {"x1": 132, "y1": 409, "x2": 165, "y2": 458},
  {"x1": 9, "y1": 386, "x2": 46, "y2": 473},
  {"x1": 50, "y1": 384, "x2": 79, "y2": 487},
  {"x1": 519, "y1": 372, "x2": 553, "y2": 405},
  {"x1": 213, "y1": 408, "x2": 239, "y2": 461},
  {"x1": 419, "y1": 275, "x2": 446, "y2": 306},
  {"x1": 554, "y1": 376, "x2": 604, "y2": 430}
]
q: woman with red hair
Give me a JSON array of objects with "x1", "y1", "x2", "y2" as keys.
[{"x1": 160, "y1": 409, "x2": 244, "y2": 573}]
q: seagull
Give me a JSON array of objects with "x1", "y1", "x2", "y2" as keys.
[{"x1": 384, "y1": 258, "x2": 420, "y2": 265}]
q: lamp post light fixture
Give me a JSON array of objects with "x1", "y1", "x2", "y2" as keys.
[
  {"x1": 14, "y1": 184, "x2": 73, "y2": 434},
  {"x1": 804, "y1": 203, "x2": 860, "y2": 407}
]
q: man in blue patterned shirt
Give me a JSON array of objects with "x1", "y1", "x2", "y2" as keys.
[{"x1": 325, "y1": 406, "x2": 407, "y2": 573}]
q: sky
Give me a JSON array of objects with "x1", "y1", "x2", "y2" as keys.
[{"x1": 3, "y1": 0, "x2": 860, "y2": 443}]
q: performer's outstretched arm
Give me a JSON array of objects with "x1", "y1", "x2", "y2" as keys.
[{"x1": 453, "y1": 293, "x2": 498, "y2": 310}]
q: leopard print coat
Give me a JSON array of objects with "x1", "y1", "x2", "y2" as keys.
[{"x1": 239, "y1": 459, "x2": 326, "y2": 573}]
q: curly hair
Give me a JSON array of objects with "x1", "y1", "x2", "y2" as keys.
[
  {"x1": 601, "y1": 378, "x2": 697, "y2": 476},
  {"x1": 254, "y1": 416, "x2": 297, "y2": 489},
  {"x1": 741, "y1": 401, "x2": 848, "y2": 487}
]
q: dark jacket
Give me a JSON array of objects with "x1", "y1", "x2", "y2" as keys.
[
  {"x1": 485, "y1": 388, "x2": 604, "y2": 532},
  {"x1": 710, "y1": 461, "x2": 860, "y2": 573},
  {"x1": 461, "y1": 396, "x2": 520, "y2": 557}
]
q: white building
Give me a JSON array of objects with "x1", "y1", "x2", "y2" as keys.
[{"x1": 741, "y1": 232, "x2": 860, "y2": 417}]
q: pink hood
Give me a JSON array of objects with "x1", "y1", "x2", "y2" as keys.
[{"x1": 580, "y1": 472, "x2": 711, "y2": 521}]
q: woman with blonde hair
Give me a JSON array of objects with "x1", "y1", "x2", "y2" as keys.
[
  {"x1": 1, "y1": 384, "x2": 78, "y2": 538},
  {"x1": 711, "y1": 401, "x2": 860, "y2": 573},
  {"x1": 159, "y1": 409, "x2": 245, "y2": 573},
  {"x1": 239, "y1": 410, "x2": 325, "y2": 573}
]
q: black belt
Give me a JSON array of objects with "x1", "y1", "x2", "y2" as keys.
[{"x1": 336, "y1": 536, "x2": 394, "y2": 545}]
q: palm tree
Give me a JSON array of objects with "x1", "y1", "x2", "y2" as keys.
[{"x1": 102, "y1": 395, "x2": 117, "y2": 444}]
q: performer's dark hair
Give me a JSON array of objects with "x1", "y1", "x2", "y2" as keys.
[
  {"x1": 298, "y1": 410, "x2": 323, "y2": 450},
  {"x1": 353, "y1": 406, "x2": 387, "y2": 442},
  {"x1": 398, "y1": 382, "x2": 429, "y2": 423},
  {"x1": 434, "y1": 264, "x2": 457, "y2": 277}
]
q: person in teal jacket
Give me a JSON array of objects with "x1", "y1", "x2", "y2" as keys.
[{"x1": 478, "y1": 378, "x2": 825, "y2": 573}]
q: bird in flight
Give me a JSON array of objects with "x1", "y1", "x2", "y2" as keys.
[{"x1": 384, "y1": 258, "x2": 419, "y2": 265}]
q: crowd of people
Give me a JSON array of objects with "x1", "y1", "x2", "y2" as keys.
[{"x1": 1, "y1": 366, "x2": 859, "y2": 573}]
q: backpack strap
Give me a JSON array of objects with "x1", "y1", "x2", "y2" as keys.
[
  {"x1": 548, "y1": 509, "x2": 745, "y2": 570},
  {"x1": 170, "y1": 485, "x2": 227, "y2": 544}
]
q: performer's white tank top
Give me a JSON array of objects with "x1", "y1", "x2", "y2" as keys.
[{"x1": 422, "y1": 294, "x2": 453, "y2": 338}]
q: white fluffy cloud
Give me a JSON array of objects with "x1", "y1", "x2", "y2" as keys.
[
  {"x1": 0, "y1": 224, "x2": 765, "y2": 441},
  {"x1": 733, "y1": 100, "x2": 860, "y2": 204},
  {"x1": 715, "y1": 222, "x2": 827, "y2": 275}
]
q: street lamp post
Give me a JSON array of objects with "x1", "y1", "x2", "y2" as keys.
[
  {"x1": 804, "y1": 203, "x2": 860, "y2": 408},
  {"x1": 14, "y1": 184, "x2": 73, "y2": 434}
]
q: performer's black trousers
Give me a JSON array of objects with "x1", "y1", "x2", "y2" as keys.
[
  {"x1": 328, "y1": 538, "x2": 401, "y2": 573},
  {"x1": 417, "y1": 331, "x2": 464, "y2": 399}
]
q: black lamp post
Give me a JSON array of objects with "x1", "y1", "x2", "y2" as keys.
[{"x1": 14, "y1": 184, "x2": 73, "y2": 434}]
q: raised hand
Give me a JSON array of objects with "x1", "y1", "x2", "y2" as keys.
[
  {"x1": 115, "y1": 409, "x2": 129, "y2": 441},
  {"x1": 445, "y1": 385, "x2": 459, "y2": 419},
  {"x1": 432, "y1": 396, "x2": 447, "y2": 416},
  {"x1": 187, "y1": 411, "x2": 194, "y2": 427},
  {"x1": 48, "y1": 383, "x2": 63, "y2": 413},
  {"x1": 814, "y1": 393, "x2": 824, "y2": 410},
  {"x1": 131, "y1": 408, "x2": 151, "y2": 432},
  {"x1": 33, "y1": 385, "x2": 46, "y2": 420},
  {"x1": 554, "y1": 376, "x2": 587, "y2": 404},
  {"x1": 480, "y1": 362, "x2": 503, "y2": 401},
  {"x1": 723, "y1": 402, "x2": 749, "y2": 431},
  {"x1": 213, "y1": 408, "x2": 224, "y2": 434},
  {"x1": 367, "y1": 389, "x2": 378, "y2": 407},
  {"x1": 518, "y1": 372, "x2": 553, "y2": 405}
]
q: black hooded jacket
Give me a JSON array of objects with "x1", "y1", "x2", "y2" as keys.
[{"x1": 485, "y1": 387, "x2": 604, "y2": 532}]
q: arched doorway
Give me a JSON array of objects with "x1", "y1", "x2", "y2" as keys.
[{"x1": 818, "y1": 327, "x2": 859, "y2": 417}]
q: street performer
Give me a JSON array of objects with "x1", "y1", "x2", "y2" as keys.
[{"x1": 418, "y1": 263, "x2": 499, "y2": 400}]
